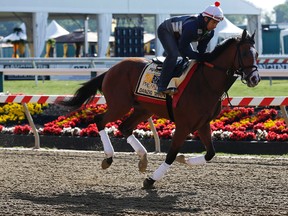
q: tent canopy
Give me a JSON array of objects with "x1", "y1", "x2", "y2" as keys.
[
  {"x1": 46, "y1": 20, "x2": 69, "y2": 40},
  {"x1": 54, "y1": 29, "x2": 114, "y2": 43},
  {"x1": 218, "y1": 17, "x2": 243, "y2": 38},
  {"x1": 209, "y1": 17, "x2": 243, "y2": 51},
  {"x1": 3, "y1": 23, "x2": 27, "y2": 42}
]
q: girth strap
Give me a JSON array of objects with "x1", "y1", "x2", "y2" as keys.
[{"x1": 166, "y1": 95, "x2": 175, "y2": 122}]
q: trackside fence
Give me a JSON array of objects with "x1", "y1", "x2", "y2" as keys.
[{"x1": 0, "y1": 95, "x2": 287, "y2": 151}]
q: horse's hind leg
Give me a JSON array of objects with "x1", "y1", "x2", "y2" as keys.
[
  {"x1": 176, "y1": 123, "x2": 215, "y2": 165},
  {"x1": 94, "y1": 104, "x2": 132, "y2": 169},
  {"x1": 118, "y1": 107, "x2": 152, "y2": 173}
]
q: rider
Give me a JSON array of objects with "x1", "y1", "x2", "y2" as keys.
[{"x1": 157, "y1": 1, "x2": 224, "y2": 94}]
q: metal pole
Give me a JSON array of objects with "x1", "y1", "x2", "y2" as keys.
[
  {"x1": 148, "y1": 117, "x2": 161, "y2": 152},
  {"x1": 280, "y1": 105, "x2": 288, "y2": 128},
  {"x1": 23, "y1": 103, "x2": 40, "y2": 149},
  {"x1": 84, "y1": 16, "x2": 89, "y2": 56},
  {"x1": 0, "y1": 72, "x2": 3, "y2": 92}
]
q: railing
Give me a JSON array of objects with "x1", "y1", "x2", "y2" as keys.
[
  {"x1": 0, "y1": 67, "x2": 287, "y2": 92},
  {"x1": 0, "y1": 57, "x2": 125, "y2": 68},
  {"x1": 0, "y1": 94, "x2": 287, "y2": 151}
]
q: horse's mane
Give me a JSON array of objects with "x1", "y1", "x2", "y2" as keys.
[
  {"x1": 203, "y1": 31, "x2": 255, "y2": 62},
  {"x1": 203, "y1": 37, "x2": 239, "y2": 62}
]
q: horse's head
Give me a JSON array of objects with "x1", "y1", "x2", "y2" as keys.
[{"x1": 234, "y1": 29, "x2": 260, "y2": 87}]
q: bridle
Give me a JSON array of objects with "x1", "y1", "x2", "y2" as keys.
[
  {"x1": 234, "y1": 40, "x2": 258, "y2": 85},
  {"x1": 201, "y1": 35, "x2": 259, "y2": 101}
]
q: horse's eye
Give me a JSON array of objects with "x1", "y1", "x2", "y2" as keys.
[
  {"x1": 242, "y1": 51, "x2": 248, "y2": 57},
  {"x1": 242, "y1": 49, "x2": 254, "y2": 58}
]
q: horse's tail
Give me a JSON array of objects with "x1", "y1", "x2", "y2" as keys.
[{"x1": 59, "y1": 72, "x2": 106, "y2": 108}]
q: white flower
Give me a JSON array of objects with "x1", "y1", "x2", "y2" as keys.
[
  {"x1": 62, "y1": 127, "x2": 72, "y2": 135},
  {"x1": 212, "y1": 130, "x2": 232, "y2": 140},
  {"x1": 221, "y1": 131, "x2": 232, "y2": 140},
  {"x1": 256, "y1": 129, "x2": 268, "y2": 140},
  {"x1": 133, "y1": 129, "x2": 153, "y2": 138},
  {"x1": 105, "y1": 126, "x2": 118, "y2": 135},
  {"x1": 1, "y1": 126, "x2": 14, "y2": 134},
  {"x1": 71, "y1": 127, "x2": 81, "y2": 136}
]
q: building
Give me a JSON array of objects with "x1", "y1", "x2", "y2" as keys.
[{"x1": 0, "y1": 0, "x2": 261, "y2": 57}]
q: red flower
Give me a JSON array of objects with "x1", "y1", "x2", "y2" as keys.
[
  {"x1": 13, "y1": 125, "x2": 31, "y2": 135},
  {"x1": 80, "y1": 124, "x2": 99, "y2": 137}
]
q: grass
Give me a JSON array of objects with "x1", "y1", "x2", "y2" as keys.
[
  {"x1": 2, "y1": 78, "x2": 288, "y2": 96},
  {"x1": 229, "y1": 79, "x2": 288, "y2": 96},
  {"x1": 3, "y1": 80, "x2": 84, "y2": 95}
]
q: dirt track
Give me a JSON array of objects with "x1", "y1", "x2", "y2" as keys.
[{"x1": 0, "y1": 148, "x2": 287, "y2": 216}]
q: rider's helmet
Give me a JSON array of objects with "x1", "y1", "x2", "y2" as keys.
[{"x1": 202, "y1": 1, "x2": 224, "y2": 22}]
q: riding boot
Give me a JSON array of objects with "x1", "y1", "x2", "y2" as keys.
[
  {"x1": 157, "y1": 70, "x2": 178, "y2": 95},
  {"x1": 157, "y1": 65, "x2": 175, "y2": 93}
]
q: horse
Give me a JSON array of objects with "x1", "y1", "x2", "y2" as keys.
[{"x1": 60, "y1": 29, "x2": 260, "y2": 189}]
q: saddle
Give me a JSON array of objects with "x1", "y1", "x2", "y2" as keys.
[{"x1": 152, "y1": 57, "x2": 190, "y2": 78}]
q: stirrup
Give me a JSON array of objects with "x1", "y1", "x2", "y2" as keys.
[{"x1": 163, "y1": 87, "x2": 178, "y2": 95}]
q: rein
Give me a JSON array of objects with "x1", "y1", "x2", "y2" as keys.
[
  {"x1": 201, "y1": 39, "x2": 257, "y2": 107},
  {"x1": 201, "y1": 62, "x2": 237, "y2": 107}
]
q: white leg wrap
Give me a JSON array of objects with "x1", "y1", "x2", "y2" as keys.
[
  {"x1": 99, "y1": 129, "x2": 114, "y2": 158},
  {"x1": 186, "y1": 155, "x2": 206, "y2": 166},
  {"x1": 127, "y1": 134, "x2": 147, "y2": 157},
  {"x1": 151, "y1": 162, "x2": 171, "y2": 181}
]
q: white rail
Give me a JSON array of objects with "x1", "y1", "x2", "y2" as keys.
[
  {"x1": 0, "y1": 68, "x2": 108, "y2": 76},
  {"x1": 0, "y1": 68, "x2": 287, "y2": 77}
]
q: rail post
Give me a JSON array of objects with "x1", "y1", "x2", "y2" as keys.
[
  {"x1": 148, "y1": 117, "x2": 161, "y2": 152},
  {"x1": 280, "y1": 105, "x2": 288, "y2": 127},
  {"x1": 0, "y1": 71, "x2": 3, "y2": 92},
  {"x1": 22, "y1": 103, "x2": 40, "y2": 149}
]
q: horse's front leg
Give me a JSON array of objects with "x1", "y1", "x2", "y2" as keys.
[
  {"x1": 143, "y1": 129, "x2": 188, "y2": 189},
  {"x1": 176, "y1": 123, "x2": 215, "y2": 165}
]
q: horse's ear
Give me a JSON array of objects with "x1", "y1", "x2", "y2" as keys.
[
  {"x1": 251, "y1": 30, "x2": 256, "y2": 40},
  {"x1": 241, "y1": 29, "x2": 248, "y2": 41}
]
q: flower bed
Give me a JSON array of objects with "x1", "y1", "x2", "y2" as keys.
[{"x1": 0, "y1": 102, "x2": 287, "y2": 142}]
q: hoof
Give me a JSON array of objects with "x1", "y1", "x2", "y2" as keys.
[
  {"x1": 175, "y1": 155, "x2": 186, "y2": 164},
  {"x1": 138, "y1": 153, "x2": 148, "y2": 173},
  {"x1": 142, "y1": 177, "x2": 155, "y2": 189},
  {"x1": 101, "y1": 157, "x2": 113, "y2": 169}
]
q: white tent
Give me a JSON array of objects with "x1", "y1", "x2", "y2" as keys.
[
  {"x1": 209, "y1": 17, "x2": 243, "y2": 51},
  {"x1": 280, "y1": 28, "x2": 288, "y2": 54},
  {"x1": 3, "y1": 23, "x2": 27, "y2": 42},
  {"x1": 45, "y1": 20, "x2": 69, "y2": 40}
]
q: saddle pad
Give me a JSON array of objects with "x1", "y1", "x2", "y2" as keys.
[
  {"x1": 135, "y1": 61, "x2": 198, "y2": 106},
  {"x1": 135, "y1": 62, "x2": 166, "y2": 105}
]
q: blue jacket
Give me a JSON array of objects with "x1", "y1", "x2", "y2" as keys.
[{"x1": 169, "y1": 14, "x2": 214, "y2": 59}]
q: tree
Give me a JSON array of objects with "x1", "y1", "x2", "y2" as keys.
[
  {"x1": 225, "y1": 15, "x2": 246, "y2": 25},
  {"x1": 262, "y1": 13, "x2": 273, "y2": 24},
  {"x1": 274, "y1": 0, "x2": 288, "y2": 23}
]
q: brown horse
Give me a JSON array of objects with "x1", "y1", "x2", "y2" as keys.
[{"x1": 60, "y1": 29, "x2": 260, "y2": 189}]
